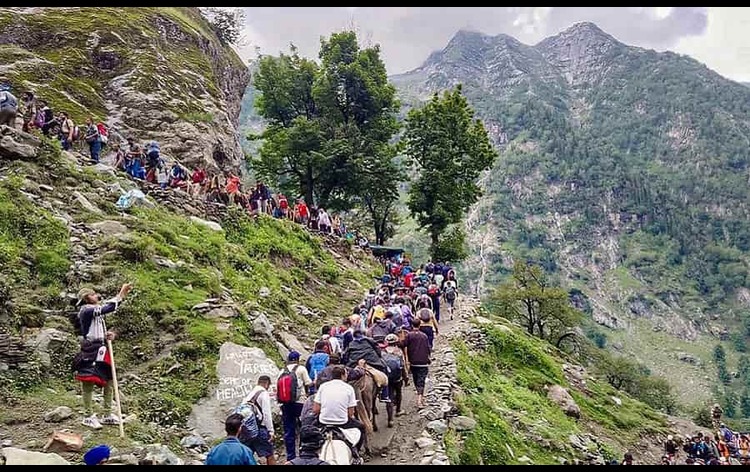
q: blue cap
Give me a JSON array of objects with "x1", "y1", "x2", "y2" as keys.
[
  {"x1": 83, "y1": 445, "x2": 110, "y2": 465},
  {"x1": 287, "y1": 350, "x2": 300, "y2": 362}
]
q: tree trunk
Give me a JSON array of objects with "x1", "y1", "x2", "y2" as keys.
[
  {"x1": 304, "y1": 164, "x2": 315, "y2": 205},
  {"x1": 374, "y1": 222, "x2": 384, "y2": 246},
  {"x1": 430, "y1": 230, "x2": 440, "y2": 259}
]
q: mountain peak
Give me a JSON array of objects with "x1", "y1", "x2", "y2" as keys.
[{"x1": 537, "y1": 21, "x2": 620, "y2": 49}]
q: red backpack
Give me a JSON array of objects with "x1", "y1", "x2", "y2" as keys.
[
  {"x1": 96, "y1": 122, "x2": 109, "y2": 144},
  {"x1": 279, "y1": 197, "x2": 288, "y2": 210},
  {"x1": 276, "y1": 365, "x2": 299, "y2": 404}
]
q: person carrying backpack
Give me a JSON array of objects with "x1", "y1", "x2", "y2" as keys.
[
  {"x1": 84, "y1": 117, "x2": 101, "y2": 163},
  {"x1": 285, "y1": 425, "x2": 330, "y2": 465},
  {"x1": 443, "y1": 280, "x2": 458, "y2": 320},
  {"x1": 277, "y1": 351, "x2": 313, "y2": 461},
  {"x1": 382, "y1": 334, "x2": 408, "y2": 425},
  {"x1": 238, "y1": 375, "x2": 276, "y2": 465},
  {"x1": 0, "y1": 84, "x2": 18, "y2": 128},
  {"x1": 306, "y1": 341, "x2": 331, "y2": 392}
]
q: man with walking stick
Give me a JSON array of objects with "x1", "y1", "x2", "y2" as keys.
[{"x1": 73, "y1": 283, "x2": 132, "y2": 430}]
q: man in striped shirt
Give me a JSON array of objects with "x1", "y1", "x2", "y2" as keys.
[{"x1": 74, "y1": 283, "x2": 132, "y2": 429}]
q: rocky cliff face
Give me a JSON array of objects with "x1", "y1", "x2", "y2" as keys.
[
  {"x1": 392, "y1": 22, "x2": 750, "y2": 406},
  {"x1": 0, "y1": 7, "x2": 250, "y2": 174}
]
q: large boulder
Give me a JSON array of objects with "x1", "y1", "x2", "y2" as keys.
[
  {"x1": 252, "y1": 312, "x2": 274, "y2": 338},
  {"x1": 188, "y1": 342, "x2": 280, "y2": 440},
  {"x1": 1, "y1": 447, "x2": 70, "y2": 465},
  {"x1": 279, "y1": 332, "x2": 310, "y2": 359},
  {"x1": 27, "y1": 328, "x2": 74, "y2": 369},
  {"x1": 189, "y1": 216, "x2": 223, "y2": 232},
  {"x1": 90, "y1": 220, "x2": 128, "y2": 235},
  {"x1": 43, "y1": 406, "x2": 73, "y2": 423},
  {"x1": 143, "y1": 444, "x2": 183, "y2": 465},
  {"x1": 547, "y1": 384, "x2": 581, "y2": 419},
  {"x1": 0, "y1": 135, "x2": 36, "y2": 160}
]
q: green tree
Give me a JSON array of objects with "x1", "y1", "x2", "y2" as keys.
[
  {"x1": 493, "y1": 262, "x2": 582, "y2": 346},
  {"x1": 715, "y1": 344, "x2": 727, "y2": 363},
  {"x1": 252, "y1": 47, "x2": 322, "y2": 204},
  {"x1": 734, "y1": 333, "x2": 748, "y2": 353},
  {"x1": 432, "y1": 226, "x2": 469, "y2": 263},
  {"x1": 724, "y1": 390, "x2": 738, "y2": 418},
  {"x1": 741, "y1": 389, "x2": 750, "y2": 418},
  {"x1": 251, "y1": 32, "x2": 402, "y2": 242},
  {"x1": 403, "y1": 85, "x2": 497, "y2": 258}
]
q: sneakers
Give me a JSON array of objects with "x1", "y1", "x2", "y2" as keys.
[
  {"x1": 82, "y1": 415, "x2": 103, "y2": 430},
  {"x1": 100, "y1": 413, "x2": 121, "y2": 425}
]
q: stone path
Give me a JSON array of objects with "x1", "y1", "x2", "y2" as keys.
[{"x1": 368, "y1": 297, "x2": 480, "y2": 465}]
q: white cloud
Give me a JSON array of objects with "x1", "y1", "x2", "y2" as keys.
[
  {"x1": 234, "y1": 7, "x2": 750, "y2": 83},
  {"x1": 673, "y1": 7, "x2": 750, "y2": 82}
]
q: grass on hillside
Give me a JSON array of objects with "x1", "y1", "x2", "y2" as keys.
[
  {"x1": 0, "y1": 139, "x2": 380, "y2": 445},
  {"x1": 450, "y1": 322, "x2": 668, "y2": 465}
]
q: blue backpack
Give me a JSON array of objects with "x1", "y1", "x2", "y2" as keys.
[
  {"x1": 234, "y1": 390, "x2": 263, "y2": 445},
  {"x1": 308, "y1": 352, "x2": 329, "y2": 381}
]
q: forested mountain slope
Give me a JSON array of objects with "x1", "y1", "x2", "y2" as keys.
[{"x1": 392, "y1": 22, "x2": 750, "y2": 409}]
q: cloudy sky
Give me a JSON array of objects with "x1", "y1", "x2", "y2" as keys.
[{"x1": 235, "y1": 7, "x2": 750, "y2": 83}]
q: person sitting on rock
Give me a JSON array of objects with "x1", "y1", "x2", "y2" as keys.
[
  {"x1": 205, "y1": 413, "x2": 258, "y2": 465},
  {"x1": 73, "y1": 283, "x2": 132, "y2": 429},
  {"x1": 189, "y1": 166, "x2": 207, "y2": 197},
  {"x1": 169, "y1": 162, "x2": 189, "y2": 189}
]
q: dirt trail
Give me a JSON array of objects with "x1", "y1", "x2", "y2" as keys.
[{"x1": 368, "y1": 298, "x2": 476, "y2": 465}]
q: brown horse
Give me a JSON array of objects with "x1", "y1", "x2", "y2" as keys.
[{"x1": 350, "y1": 370, "x2": 381, "y2": 455}]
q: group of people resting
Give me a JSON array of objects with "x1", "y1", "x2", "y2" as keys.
[{"x1": 111, "y1": 136, "x2": 358, "y2": 238}]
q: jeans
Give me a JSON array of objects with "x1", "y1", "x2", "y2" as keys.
[
  {"x1": 281, "y1": 402, "x2": 304, "y2": 460},
  {"x1": 89, "y1": 140, "x2": 102, "y2": 163},
  {"x1": 61, "y1": 136, "x2": 71, "y2": 151}
]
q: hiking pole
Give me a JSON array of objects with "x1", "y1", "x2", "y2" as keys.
[{"x1": 103, "y1": 318, "x2": 125, "y2": 438}]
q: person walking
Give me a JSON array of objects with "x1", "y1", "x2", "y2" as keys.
[
  {"x1": 242, "y1": 375, "x2": 276, "y2": 465},
  {"x1": 278, "y1": 351, "x2": 313, "y2": 461},
  {"x1": 84, "y1": 117, "x2": 101, "y2": 163},
  {"x1": 400, "y1": 319, "x2": 431, "y2": 409},
  {"x1": 73, "y1": 283, "x2": 132, "y2": 429}
]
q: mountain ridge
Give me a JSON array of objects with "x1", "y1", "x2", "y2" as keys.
[{"x1": 390, "y1": 20, "x2": 750, "y2": 413}]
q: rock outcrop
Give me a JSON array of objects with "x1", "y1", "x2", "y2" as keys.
[
  {"x1": 0, "y1": 7, "x2": 250, "y2": 174},
  {"x1": 188, "y1": 342, "x2": 281, "y2": 440}
]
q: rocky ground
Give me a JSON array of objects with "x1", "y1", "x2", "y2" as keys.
[{"x1": 368, "y1": 297, "x2": 480, "y2": 466}]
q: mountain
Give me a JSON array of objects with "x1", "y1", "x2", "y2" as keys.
[
  {"x1": 392, "y1": 22, "x2": 750, "y2": 410},
  {"x1": 0, "y1": 7, "x2": 249, "y2": 173}
]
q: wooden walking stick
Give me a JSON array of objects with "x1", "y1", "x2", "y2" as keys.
[{"x1": 103, "y1": 318, "x2": 125, "y2": 438}]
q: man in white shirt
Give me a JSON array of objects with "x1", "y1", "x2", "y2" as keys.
[
  {"x1": 312, "y1": 365, "x2": 366, "y2": 455},
  {"x1": 241, "y1": 375, "x2": 276, "y2": 465}
]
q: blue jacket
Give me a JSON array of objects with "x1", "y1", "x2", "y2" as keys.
[{"x1": 205, "y1": 437, "x2": 257, "y2": 465}]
